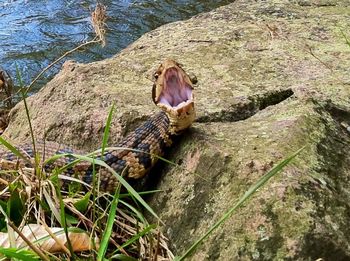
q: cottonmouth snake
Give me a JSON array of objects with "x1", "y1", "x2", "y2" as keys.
[{"x1": 0, "y1": 60, "x2": 195, "y2": 192}]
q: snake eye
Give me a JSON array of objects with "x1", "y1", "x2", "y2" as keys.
[{"x1": 153, "y1": 73, "x2": 159, "y2": 80}]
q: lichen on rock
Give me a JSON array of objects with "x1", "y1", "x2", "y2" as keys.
[{"x1": 3, "y1": 0, "x2": 350, "y2": 260}]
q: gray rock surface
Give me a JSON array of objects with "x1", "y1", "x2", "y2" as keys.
[{"x1": 3, "y1": 0, "x2": 350, "y2": 260}]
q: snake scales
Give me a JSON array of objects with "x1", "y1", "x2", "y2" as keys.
[{"x1": 0, "y1": 60, "x2": 195, "y2": 192}]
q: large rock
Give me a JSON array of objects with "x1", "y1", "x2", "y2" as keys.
[{"x1": 4, "y1": 0, "x2": 350, "y2": 260}]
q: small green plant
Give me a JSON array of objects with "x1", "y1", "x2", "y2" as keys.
[
  {"x1": 0, "y1": 87, "x2": 173, "y2": 260},
  {"x1": 0, "y1": 4, "x2": 174, "y2": 260},
  {"x1": 0, "y1": 65, "x2": 305, "y2": 260},
  {"x1": 0, "y1": 247, "x2": 40, "y2": 261}
]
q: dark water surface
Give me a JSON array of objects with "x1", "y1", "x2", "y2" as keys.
[{"x1": 0, "y1": 0, "x2": 233, "y2": 94}]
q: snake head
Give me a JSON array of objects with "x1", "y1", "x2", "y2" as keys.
[{"x1": 152, "y1": 59, "x2": 195, "y2": 134}]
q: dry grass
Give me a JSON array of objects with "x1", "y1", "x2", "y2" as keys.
[
  {"x1": 0, "y1": 4, "x2": 174, "y2": 260},
  {"x1": 91, "y1": 3, "x2": 107, "y2": 47},
  {"x1": 3, "y1": 4, "x2": 108, "y2": 101},
  {"x1": 0, "y1": 156, "x2": 174, "y2": 260}
]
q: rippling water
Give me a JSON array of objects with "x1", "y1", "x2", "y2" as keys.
[{"x1": 0, "y1": 0, "x2": 233, "y2": 94}]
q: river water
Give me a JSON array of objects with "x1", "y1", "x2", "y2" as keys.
[{"x1": 0, "y1": 0, "x2": 233, "y2": 94}]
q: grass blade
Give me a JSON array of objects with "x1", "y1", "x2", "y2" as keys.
[
  {"x1": 101, "y1": 102, "x2": 115, "y2": 156},
  {"x1": 111, "y1": 254, "x2": 138, "y2": 261},
  {"x1": 119, "y1": 200, "x2": 146, "y2": 224},
  {"x1": 57, "y1": 184, "x2": 74, "y2": 256},
  {"x1": 0, "y1": 205, "x2": 16, "y2": 251},
  {"x1": 59, "y1": 154, "x2": 160, "y2": 220},
  {"x1": 119, "y1": 189, "x2": 162, "y2": 199},
  {"x1": 100, "y1": 147, "x2": 177, "y2": 166},
  {"x1": 97, "y1": 184, "x2": 121, "y2": 260},
  {"x1": 43, "y1": 147, "x2": 177, "y2": 177},
  {"x1": 42, "y1": 189, "x2": 61, "y2": 224},
  {"x1": 111, "y1": 224, "x2": 156, "y2": 257},
  {"x1": 0, "y1": 248, "x2": 40, "y2": 261},
  {"x1": 15, "y1": 64, "x2": 37, "y2": 158},
  {"x1": 176, "y1": 146, "x2": 305, "y2": 260},
  {"x1": 0, "y1": 137, "x2": 31, "y2": 164}
]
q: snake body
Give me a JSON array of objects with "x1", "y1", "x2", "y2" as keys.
[{"x1": 0, "y1": 60, "x2": 195, "y2": 192}]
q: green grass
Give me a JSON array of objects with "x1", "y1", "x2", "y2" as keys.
[
  {"x1": 15, "y1": 64, "x2": 37, "y2": 158},
  {"x1": 1, "y1": 57, "x2": 306, "y2": 261},
  {"x1": 97, "y1": 185, "x2": 121, "y2": 260},
  {"x1": 0, "y1": 86, "x2": 304, "y2": 260},
  {"x1": 0, "y1": 15, "x2": 173, "y2": 260},
  {"x1": 175, "y1": 146, "x2": 305, "y2": 260},
  {"x1": 0, "y1": 247, "x2": 40, "y2": 261},
  {"x1": 0, "y1": 90, "x2": 171, "y2": 260}
]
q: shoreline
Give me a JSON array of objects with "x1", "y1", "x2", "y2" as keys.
[{"x1": 3, "y1": 0, "x2": 350, "y2": 259}]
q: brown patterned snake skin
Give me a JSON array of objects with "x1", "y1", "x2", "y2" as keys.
[{"x1": 0, "y1": 60, "x2": 195, "y2": 192}]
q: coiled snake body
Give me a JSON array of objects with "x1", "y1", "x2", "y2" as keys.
[{"x1": 0, "y1": 60, "x2": 195, "y2": 192}]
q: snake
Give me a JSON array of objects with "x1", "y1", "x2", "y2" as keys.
[{"x1": 0, "y1": 60, "x2": 195, "y2": 192}]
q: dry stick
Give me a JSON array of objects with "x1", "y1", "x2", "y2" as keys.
[
  {"x1": 153, "y1": 230, "x2": 160, "y2": 261},
  {"x1": 40, "y1": 221, "x2": 71, "y2": 256},
  {"x1": 0, "y1": 177, "x2": 9, "y2": 186},
  {"x1": 3, "y1": 3, "x2": 107, "y2": 104},
  {"x1": 24, "y1": 37, "x2": 101, "y2": 95},
  {"x1": 7, "y1": 39, "x2": 102, "y2": 102},
  {"x1": 306, "y1": 44, "x2": 333, "y2": 71},
  {"x1": 3, "y1": 36, "x2": 101, "y2": 111},
  {"x1": 7, "y1": 220, "x2": 50, "y2": 261}
]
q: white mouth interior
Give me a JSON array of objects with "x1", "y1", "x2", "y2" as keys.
[{"x1": 159, "y1": 67, "x2": 192, "y2": 109}]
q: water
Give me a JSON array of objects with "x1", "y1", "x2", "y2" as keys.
[{"x1": 0, "y1": 0, "x2": 233, "y2": 94}]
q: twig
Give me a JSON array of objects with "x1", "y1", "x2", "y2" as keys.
[
  {"x1": 17, "y1": 3, "x2": 107, "y2": 96},
  {"x1": 152, "y1": 229, "x2": 160, "y2": 261},
  {"x1": 189, "y1": 39, "x2": 213, "y2": 43},
  {"x1": 25, "y1": 38, "x2": 100, "y2": 95},
  {"x1": 7, "y1": 220, "x2": 50, "y2": 261},
  {"x1": 40, "y1": 220, "x2": 71, "y2": 256},
  {"x1": 24, "y1": 3, "x2": 107, "y2": 94},
  {"x1": 306, "y1": 44, "x2": 333, "y2": 71},
  {"x1": 0, "y1": 177, "x2": 9, "y2": 186}
]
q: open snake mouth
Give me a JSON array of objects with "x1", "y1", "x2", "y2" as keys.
[
  {"x1": 157, "y1": 67, "x2": 193, "y2": 111},
  {"x1": 152, "y1": 59, "x2": 195, "y2": 134}
]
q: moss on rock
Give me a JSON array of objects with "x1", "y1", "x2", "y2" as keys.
[{"x1": 3, "y1": 0, "x2": 350, "y2": 259}]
